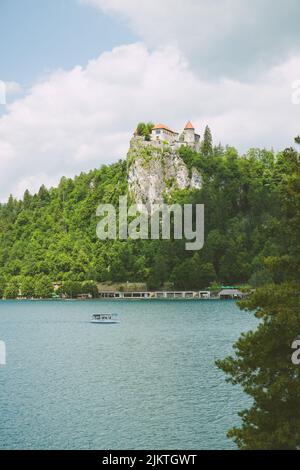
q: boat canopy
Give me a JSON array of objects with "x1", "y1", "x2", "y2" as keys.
[{"x1": 92, "y1": 313, "x2": 118, "y2": 318}]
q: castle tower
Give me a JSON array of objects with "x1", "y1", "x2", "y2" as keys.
[
  {"x1": 183, "y1": 121, "x2": 200, "y2": 150},
  {"x1": 183, "y1": 121, "x2": 195, "y2": 144}
]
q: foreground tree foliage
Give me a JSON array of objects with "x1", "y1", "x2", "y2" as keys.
[{"x1": 217, "y1": 146, "x2": 300, "y2": 449}]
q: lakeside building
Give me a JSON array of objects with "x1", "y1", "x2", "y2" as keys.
[
  {"x1": 97, "y1": 290, "x2": 212, "y2": 300},
  {"x1": 96, "y1": 288, "x2": 247, "y2": 300},
  {"x1": 218, "y1": 289, "x2": 244, "y2": 300}
]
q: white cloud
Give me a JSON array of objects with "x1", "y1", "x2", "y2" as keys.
[
  {"x1": 0, "y1": 81, "x2": 22, "y2": 105},
  {"x1": 80, "y1": 0, "x2": 300, "y2": 79},
  {"x1": 5, "y1": 81, "x2": 22, "y2": 95},
  {"x1": 0, "y1": 42, "x2": 299, "y2": 201}
]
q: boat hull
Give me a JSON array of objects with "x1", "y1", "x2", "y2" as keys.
[{"x1": 91, "y1": 320, "x2": 120, "y2": 324}]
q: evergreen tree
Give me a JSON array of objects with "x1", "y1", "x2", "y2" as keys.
[
  {"x1": 23, "y1": 190, "x2": 32, "y2": 209},
  {"x1": 201, "y1": 125, "x2": 213, "y2": 157}
]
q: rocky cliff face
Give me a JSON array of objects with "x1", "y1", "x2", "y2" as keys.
[{"x1": 127, "y1": 137, "x2": 202, "y2": 211}]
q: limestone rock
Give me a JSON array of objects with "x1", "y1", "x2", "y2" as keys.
[{"x1": 127, "y1": 137, "x2": 202, "y2": 211}]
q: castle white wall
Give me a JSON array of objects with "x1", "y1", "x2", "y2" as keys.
[
  {"x1": 183, "y1": 128, "x2": 195, "y2": 144},
  {"x1": 151, "y1": 128, "x2": 178, "y2": 143}
]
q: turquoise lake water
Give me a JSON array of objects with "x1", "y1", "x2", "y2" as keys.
[{"x1": 0, "y1": 300, "x2": 258, "y2": 450}]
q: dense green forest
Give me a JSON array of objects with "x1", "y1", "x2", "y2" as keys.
[{"x1": 0, "y1": 132, "x2": 294, "y2": 298}]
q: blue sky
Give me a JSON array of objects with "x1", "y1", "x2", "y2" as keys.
[
  {"x1": 0, "y1": 0, "x2": 299, "y2": 201},
  {"x1": 0, "y1": 0, "x2": 135, "y2": 86}
]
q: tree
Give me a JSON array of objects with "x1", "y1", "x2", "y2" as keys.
[
  {"x1": 147, "y1": 253, "x2": 167, "y2": 290},
  {"x1": 216, "y1": 285, "x2": 300, "y2": 449},
  {"x1": 216, "y1": 144, "x2": 300, "y2": 449},
  {"x1": 20, "y1": 277, "x2": 34, "y2": 298},
  {"x1": 171, "y1": 253, "x2": 216, "y2": 290},
  {"x1": 38, "y1": 184, "x2": 50, "y2": 203},
  {"x1": 136, "y1": 122, "x2": 154, "y2": 141},
  {"x1": 0, "y1": 276, "x2": 7, "y2": 298},
  {"x1": 81, "y1": 280, "x2": 98, "y2": 297},
  {"x1": 294, "y1": 136, "x2": 300, "y2": 145},
  {"x1": 4, "y1": 280, "x2": 19, "y2": 299},
  {"x1": 198, "y1": 262, "x2": 217, "y2": 288},
  {"x1": 248, "y1": 268, "x2": 273, "y2": 288},
  {"x1": 171, "y1": 258, "x2": 195, "y2": 290},
  {"x1": 58, "y1": 281, "x2": 81, "y2": 298},
  {"x1": 23, "y1": 190, "x2": 32, "y2": 209},
  {"x1": 34, "y1": 276, "x2": 53, "y2": 298},
  {"x1": 201, "y1": 125, "x2": 213, "y2": 157}
]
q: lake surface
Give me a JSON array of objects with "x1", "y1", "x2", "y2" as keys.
[{"x1": 0, "y1": 300, "x2": 258, "y2": 450}]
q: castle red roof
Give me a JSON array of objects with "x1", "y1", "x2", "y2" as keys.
[
  {"x1": 184, "y1": 121, "x2": 194, "y2": 129},
  {"x1": 153, "y1": 123, "x2": 177, "y2": 134}
]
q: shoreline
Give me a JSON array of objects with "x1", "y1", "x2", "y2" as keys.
[{"x1": 0, "y1": 297, "x2": 240, "y2": 302}]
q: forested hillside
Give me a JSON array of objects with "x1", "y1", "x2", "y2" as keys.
[{"x1": 0, "y1": 140, "x2": 292, "y2": 298}]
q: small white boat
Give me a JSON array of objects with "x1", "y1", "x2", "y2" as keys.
[{"x1": 91, "y1": 313, "x2": 120, "y2": 324}]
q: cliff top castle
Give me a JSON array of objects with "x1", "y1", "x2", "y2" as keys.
[{"x1": 133, "y1": 121, "x2": 201, "y2": 151}]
